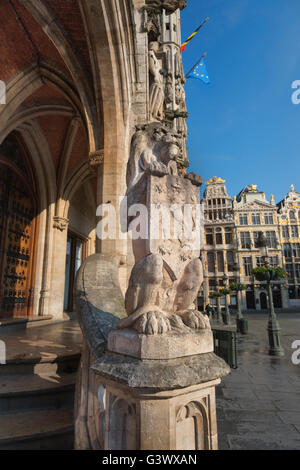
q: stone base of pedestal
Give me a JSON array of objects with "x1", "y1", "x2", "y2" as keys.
[
  {"x1": 108, "y1": 328, "x2": 214, "y2": 359},
  {"x1": 92, "y1": 348, "x2": 230, "y2": 450}
]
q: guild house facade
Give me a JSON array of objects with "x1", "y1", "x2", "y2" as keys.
[{"x1": 201, "y1": 178, "x2": 293, "y2": 311}]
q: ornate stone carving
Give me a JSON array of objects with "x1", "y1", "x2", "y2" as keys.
[
  {"x1": 89, "y1": 149, "x2": 104, "y2": 167},
  {"x1": 145, "y1": 0, "x2": 187, "y2": 13},
  {"x1": 118, "y1": 125, "x2": 209, "y2": 335},
  {"x1": 149, "y1": 42, "x2": 165, "y2": 121},
  {"x1": 53, "y1": 216, "x2": 69, "y2": 231}
]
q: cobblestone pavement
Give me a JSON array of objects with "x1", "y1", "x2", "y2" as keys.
[{"x1": 217, "y1": 312, "x2": 300, "y2": 450}]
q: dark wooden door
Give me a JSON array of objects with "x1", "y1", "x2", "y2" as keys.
[
  {"x1": 246, "y1": 290, "x2": 256, "y2": 309},
  {"x1": 0, "y1": 165, "x2": 35, "y2": 318}
]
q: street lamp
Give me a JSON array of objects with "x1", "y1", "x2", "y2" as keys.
[
  {"x1": 221, "y1": 273, "x2": 231, "y2": 325},
  {"x1": 255, "y1": 231, "x2": 284, "y2": 357}
]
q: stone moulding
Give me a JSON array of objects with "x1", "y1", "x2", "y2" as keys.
[{"x1": 92, "y1": 351, "x2": 230, "y2": 391}]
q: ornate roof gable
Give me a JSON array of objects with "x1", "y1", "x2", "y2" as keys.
[{"x1": 235, "y1": 200, "x2": 275, "y2": 211}]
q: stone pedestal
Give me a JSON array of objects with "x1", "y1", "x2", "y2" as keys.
[{"x1": 92, "y1": 329, "x2": 230, "y2": 450}]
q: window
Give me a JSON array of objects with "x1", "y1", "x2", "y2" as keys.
[
  {"x1": 285, "y1": 263, "x2": 293, "y2": 279},
  {"x1": 253, "y1": 231, "x2": 260, "y2": 248},
  {"x1": 225, "y1": 230, "x2": 232, "y2": 244},
  {"x1": 282, "y1": 226, "x2": 289, "y2": 238},
  {"x1": 207, "y1": 252, "x2": 215, "y2": 273},
  {"x1": 252, "y1": 213, "x2": 260, "y2": 225},
  {"x1": 240, "y1": 231, "x2": 251, "y2": 249},
  {"x1": 264, "y1": 213, "x2": 274, "y2": 225},
  {"x1": 243, "y1": 257, "x2": 253, "y2": 276},
  {"x1": 64, "y1": 234, "x2": 85, "y2": 312},
  {"x1": 269, "y1": 256, "x2": 279, "y2": 266},
  {"x1": 293, "y1": 243, "x2": 300, "y2": 257},
  {"x1": 266, "y1": 231, "x2": 277, "y2": 248},
  {"x1": 283, "y1": 243, "x2": 292, "y2": 258},
  {"x1": 290, "y1": 210, "x2": 296, "y2": 221},
  {"x1": 239, "y1": 214, "x2": 248, "y2": 225},
  {"x1": 295, "y1": 264, "x2": 300, "y2": 280},
  {"x1": 216, "y1": 232, "x2": 223, "y2": 244},
  {"x1": 291, "y1": 226, "x2": 298, "y2": 238},
  {"x1": 206, "y1": 230, "x2": 213, "y2": 245},
  {"x1": 256, "y1": 257, "x2": 265, "y2": 267},
  {"x1": 217, "y1": 251, "x2": 224, "y2": 272},
  {"x1": 227, "y1": 251, "x2": 234, "y2": 271}
]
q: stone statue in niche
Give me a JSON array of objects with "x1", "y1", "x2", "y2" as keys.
[
  {"x1": 118, "y1": 124, "x2": 209, "y2": 335},
  {"x1": 175, "y1": 79, "x2": 187, "y2": 114},
  {"x1": 149, "y1": 42, "x2": 165, "y2": 121}
]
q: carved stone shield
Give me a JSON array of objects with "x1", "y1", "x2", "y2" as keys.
[{"x1": 147, "y1": 174, "x2": 201, "y2": 280}]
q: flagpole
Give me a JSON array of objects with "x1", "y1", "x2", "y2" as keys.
[
  {"x1": 186, "y1": 52, "x2": 207, "y2": 78},
  {"x1": 181, "y1": 17, "x2": 209, "y2": 51}
]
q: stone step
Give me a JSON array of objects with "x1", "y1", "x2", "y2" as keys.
[
  {"x1": 0, "y1": 351, "x2": 80, "y2": 376},
  {"x1": 0, "y1": 316, "x2": 53, "y2": 333},
  {"x1": 0, "y1": 372, "x2": 77, "y2": 412},
  {"x1": 0, "y1": 409, "x2": 74, "y2": 450}
]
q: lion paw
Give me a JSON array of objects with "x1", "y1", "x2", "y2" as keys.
[
  {"x1": 182, "y1": 310, "x2": 210, "y2": 330},
  {"x1": 134, "y1": 311, "x2": 171, "y2": 335}
]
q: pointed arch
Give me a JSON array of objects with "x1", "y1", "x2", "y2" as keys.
[{"x1": 19, "y1": 0, "x2": 99, "y2": 152}]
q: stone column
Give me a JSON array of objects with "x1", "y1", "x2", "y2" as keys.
[
  {"x1": 93, "y1": 328, "x2": 230, "y2": 450},
  {"x1": 48, "y1": 216, "x2": 69, "y2": 319}
]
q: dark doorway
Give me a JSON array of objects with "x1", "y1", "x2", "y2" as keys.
[
  {"x1": 63, "y1": 233, "x2": 85, "y2": 312},
  {"x1": 246, "y1": 290, "x2": 256, "y2": 309},
  {"x1": 273, "y1": 289, "x2": 282, "y2": 308},
  {"x1": 260, "y1": 292, "x2": 267, "y2": 309}
]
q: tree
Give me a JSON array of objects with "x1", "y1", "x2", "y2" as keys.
[{"x1": 252, "y1": 265, "x2": 287, "y2": 356}]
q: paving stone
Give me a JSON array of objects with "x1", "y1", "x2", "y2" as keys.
[
  {"x1": 277, "y1": 412, "x2": 300, "y2": 425},
  {"x1": 273, "y1": 399, "x2": 300, "y2": 412},
  {"x1": 227, "y1": 435, "x2": 300, "y2": 450},
  {"x1": 216, "y1": 398, "x2": 242, "y2": 411},
  {"x1": 222, "y1": 388, "x2": 257, "y2": 400},
  {"x1": 223, "y1": 410, "x2": 283, "y2": 424},
  {"x1": 224, "y1": 383, "x2": 269, "y2": 391},
  {"x1": 236, "y1": 422, "x2": 296, "y2": 434},
  {"x1": 253, "y1": 391, "x2": 300, "y2": 401},
  {"x1": 217, "y1": 313, "x2": 300, "y2": 450},
  {"x1": 235, "y1": 399, "x2": 277, "y2": 412}
]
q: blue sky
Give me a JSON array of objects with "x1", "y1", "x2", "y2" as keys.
[{"x1": 181, "y1": 0, "x2": 300, "y2": 201}]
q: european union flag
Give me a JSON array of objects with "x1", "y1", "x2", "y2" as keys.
[{"x1": 187, "y1": 58, "x2": 210, "y2": 84}]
